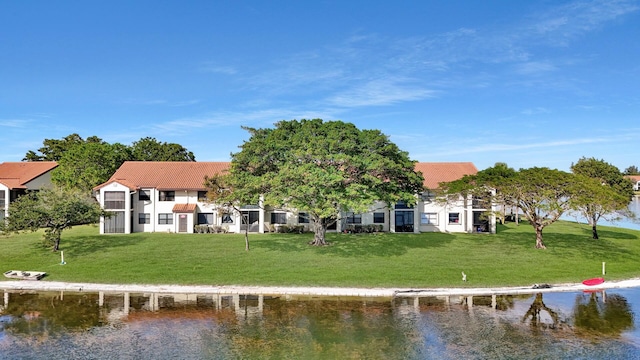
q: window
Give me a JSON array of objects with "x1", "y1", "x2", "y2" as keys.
[
  {"x1": 158, "y1": 213, "x2": 173, "y2": 225},
  {"x1": 104, "y1": 191, "x2": 125, "y2": 210},
  {"x1": 0, "y1": 191, "x2": 5, "y2": 208},
  {"x1": 198, "y1": 213, "x2": 214, "y2": 225},
  {"x1": 345, "y1": 212, "x2": 362, "y2": 224},
  {"x1": 105, "y1": 211, "x2": 125, "y2": 233},
  {"x1": 394, "y1": 201, "x2": 414, "y2": 209},
  {"x1": 222, "y1": 213, "x2": 234, "y2": 223},
  {"x1": 448, "y1": 213, "x2": 460, "y2": 224},
  {"x1": 197, "y1": 191, "x2": 208, "y2": 202},
  {"x1": 138, "y1": 190, "x2": 151, "y2": 201},
  {"x1": 420, "y1": 191, "x2": 435, "y2": 202},
  {"x1": 271, "y1": 212, "x2": 287, "y2": 224},
  {"x1": 139, "y1": 213, "x2": 150, "y2": 224},
  {"x1": 298, "y1": 212, "x2": 310, "y2": 224},
  {"x1": 159, "y1": 191, "x2": 175, "y2": 201},
  {"x1": 420, "y1": 212, "x2": 438, "y2": 225},
  {"x1": 373, "y1": 212, "x2": 385, "y2": 224}
]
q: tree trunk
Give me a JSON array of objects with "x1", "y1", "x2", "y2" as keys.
[
  {"x1": 244, "y1": 226, "x2": 250, "y2": 251},
  {"x1": 309, "y1": 219, "x2": 327, "y2": 246},
  {"x1": 243, "y1": 213, "x2": 250, "y2": 251},
  {"x1": 589, "y1": 214, "x2": 599, "y2": 240},
  {"x1": 535, "y1": 226, "x2": 546, "y2": 249}
]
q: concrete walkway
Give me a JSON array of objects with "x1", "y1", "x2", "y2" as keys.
[{"x1": 1, "y1": 278, "x2": 639, "y2": 298}]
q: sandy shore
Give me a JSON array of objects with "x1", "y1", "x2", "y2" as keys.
[{"x1": 1, "y1": 278, "x2": 639, "y2": 298}]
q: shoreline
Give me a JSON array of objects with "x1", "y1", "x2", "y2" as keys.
[{"x1": 1, "y1": 278, "x2": 639, "y2": 298}]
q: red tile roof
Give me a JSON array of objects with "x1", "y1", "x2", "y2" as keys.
[
  {"x1": 414, "y1": 162, "x2": 478, "y2": 189},
  {"x1": 95, "y1": 161, "x2": 476, "y2": 192},
  {"x1": 625, "y1": 175, "x2": 640, "y2": 182},
  {"x1": 95, "y1": 161, "x2": 229, "y2": 191},
  {"x1": 0, "y1": 161, "x2": 58, "y2": 189},
  {"x1": 172, "y1": 203, "x2": 197, "y2": 213}
]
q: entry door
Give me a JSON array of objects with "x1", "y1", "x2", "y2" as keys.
[
  {"x1": 241, "y1": 211, "x2": 260, "y2": 231},
  {"x1": 179, "y1": 214, "x2": 188, "y2": 233},
  {"x1": 395, "y1": 211, "x2": 414, "y2": 233}
]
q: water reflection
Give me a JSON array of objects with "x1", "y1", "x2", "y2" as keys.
[
  {"x1": 1, "y1": 289, "x2": 639, "y2": 359},
  {"x1": 573, "y1": 291, "x2": 634, "y2": 337},
  {"x1": 522, "y1": 293, "x2": 561, "y2": 330}
]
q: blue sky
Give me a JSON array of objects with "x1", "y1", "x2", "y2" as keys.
[{"x1": 1, "y1": 0, "x2": 638, "y2": 171}]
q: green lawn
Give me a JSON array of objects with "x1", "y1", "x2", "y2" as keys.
[{"x1": 1, "y1": 221, "x2": 639, "y2": 288}]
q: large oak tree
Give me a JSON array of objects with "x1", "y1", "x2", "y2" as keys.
[{"x1": 228, "y1": 119, "x2": 425, "y2": 246}]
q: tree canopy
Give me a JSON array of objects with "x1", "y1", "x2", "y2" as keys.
[
  {"x1": 570, "y1": 157, "x2": 634, "y2": 239},
  {"x1": 443, "y1": 165, "x2": 573, "y2": 249},
  {"x1": 52, "y1": 141, "x2": 133, "y2": 192},
  {"x1": 2, "y1": 187, "x2": 103, "y2": 251},
  {"x1": 203, "y1": 173, "x2": 257, "y2": 251},
  {"x1": 499, "y1": 167, "x2": 574, "y2": 249},
  {"x1": 623, "y1": 165, "x2": 639, "y2": 175},
  {"x1": 131, "y1": 137, "x2": 196, "y2": 161},
  {"x1": 24, "y1": 134, "x2": 196, "y2": 191},
  {"x1": 228, "y1": 119, "x2": 425, "y2": 245},
  {"x1": 23, "y1": 133, "x2": 103, "y2": 161}
]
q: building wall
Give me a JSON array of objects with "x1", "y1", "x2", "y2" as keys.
[
  {"x1": 98, "y1": 182, "x2": 132, "y2": 235},
  {"x1": 0, "y1": 185, "x2": 7, "y2": 220},
  {"x1": 98, "y1": 184, "x2": 495, "y2": 235},
  {"x1": 23, "y1": 172, "x2": 54, "y2": 190}
]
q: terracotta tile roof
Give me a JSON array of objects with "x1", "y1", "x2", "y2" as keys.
[
  {"x1": 95, "y1": 161, "x2": 230, "y2": 191},
  {"x1": 0, "y1": 161, "x2": 58, "y2": 189},
  {"x1": 95, "y1": 161, "x2": 476, "y2": 192},
  {"x1": 625, "y1": 175, "x2": 640, "y2": 182},
  {"x1": 414, "y1": 162, "x2": 478, "y2": 190},
  {"x1": 172, "y1": 203, "x2": 197, "y2": 213}
]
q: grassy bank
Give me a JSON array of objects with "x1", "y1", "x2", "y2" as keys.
[{"x1": 1, "y1": 221, "x2": 639, "y2": 288}]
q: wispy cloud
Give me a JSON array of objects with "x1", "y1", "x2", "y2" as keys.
[
  {"x1": 121, "y1": 98, "x2": 201, "y2": 107},
  {"x1": 526, "y1": 0, "x2": 640, "y2": 46},
  {"x1": 430, "y1": 133, "x2": 636, "y2": 158},
  {"x1": 327, "y1": 78, "x2": 437, "y2": 107},
  {"x1": 521, "y1": 107, "x2": 551, "y2": 116},
  {"x1": 514, "y1": 61, "x2": 557, "y2": 75},
  {"x1": 0, "y1": 119, "x2": 29, "y2": 127},
  {"x1": 198, "y1": 63, "x2": 238, "y2": 75}
]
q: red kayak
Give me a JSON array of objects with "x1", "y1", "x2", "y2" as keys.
[{"x1": 582, "y1": 277, "x2": 605, "y2": 286}]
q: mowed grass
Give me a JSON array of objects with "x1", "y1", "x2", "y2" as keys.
[{"x1": 1, "y1": 221, "x2": 639, "y2": 288}]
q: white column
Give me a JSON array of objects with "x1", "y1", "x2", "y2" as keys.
[{"x1": 259, "y1": 196, "x2": 265, "y2": 234}]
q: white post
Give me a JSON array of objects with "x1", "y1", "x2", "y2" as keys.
[
  {"x1": 60, "y1": 251, "x2": 66, "y2": 265},
  {"x1": 602, "y1": 262, "x2": 606, "y2": 275}
]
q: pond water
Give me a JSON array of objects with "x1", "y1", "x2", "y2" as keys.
[{"x1": 1, "y1": 287, "x2": 639, "y2": 359}]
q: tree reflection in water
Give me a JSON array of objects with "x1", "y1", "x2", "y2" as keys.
[
  {"x1": 522, "y1": 293, "x2": 561, "y2": 332},
  {"x1": 2, "y1": 292, "x2": 101, "y2": 337},
  {"x1": 573, "y1": 291, "x2": 634, "y2": 337}
]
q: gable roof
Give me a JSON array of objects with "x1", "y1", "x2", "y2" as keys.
[
  {"x1": 414, "y1": 162, "x2": 478, "y2": 189},
  {"x1": 95, "y1": 161, "x2": 230, "y2": 191},
  {"x1": 0, "y1": 161, "x2": 58, "y2": 189},
  {"x1": 95, "y1": 161, "x2": 476, "y2": 192},
  {"x1": 625, "y1": 175, "x2": 640, "y2": 182}
]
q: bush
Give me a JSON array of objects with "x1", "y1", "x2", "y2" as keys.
[
  {"x1": 275, "y1": 225, "x2": 305, "y2": 233},
  {"x1": 194, "y1": 225, "x2": 229, "y2": 234},
  {"x1": 344, "y1": 224, "x2": 383, "y2": 234}
]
